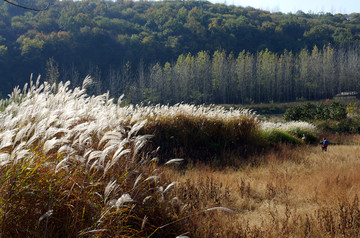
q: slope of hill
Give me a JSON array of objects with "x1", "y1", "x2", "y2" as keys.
[{"x1": 1, "y1": 0, "x2": 360, "y2": 103}]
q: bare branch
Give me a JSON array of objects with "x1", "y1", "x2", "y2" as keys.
[{"x1": 3, "y1": 0, "x2": 49, "y2": 11}]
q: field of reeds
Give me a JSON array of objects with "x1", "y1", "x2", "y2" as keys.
[
  {"x1": 167, "y1": 137, "x2": 360, "y2": 237},
  {"x1": 0, "y1": 76, "x2": 357, "y2": 237}
]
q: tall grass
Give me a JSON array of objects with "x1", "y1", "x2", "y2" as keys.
[
  {"x1": 0, "y1": 76, "x2": 322, "y2": 237},
  {"x1": 140, "y1": 105, "x2": 260, "y2": 163},
  {"x1": 0, "y1": 76, "x2": 182, "y2": 237},
  {"x1": 166, "y1": 141, "x2": 360, "y2": 237},
  {"x1": 136, "y1": 106, "x2": 317, "y2": 163}
]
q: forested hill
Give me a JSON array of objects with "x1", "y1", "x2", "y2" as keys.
[{"x1": 1, "y1": 0, "x2": 360, "y2": 104}]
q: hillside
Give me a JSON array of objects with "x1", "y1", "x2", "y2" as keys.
[{"x1": 1, "y1": 0, "x2": 360, "y2": 103}]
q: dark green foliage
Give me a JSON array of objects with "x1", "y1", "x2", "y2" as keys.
[
  {"x1": 1, "y1": 0, "x2": 360, "y2": 104},
  {"x1": 283, "y1": 101, "x2": 360, "y2": 133},
  {"x1": 287, "y1": 127, "x2": 318, "y2": 144},
  {"x1": 263, "y1": 130, "x2": 303, "y2": 145},
  {"x1": 315, "y1": 103, "x2": 331, "y2": 120},
  {"x1": 284, "y1": 101, "x2": 347, "y2": 122},
  {"x1": 329, "y1": 101, "x2": 347, "y2": 120},
  {"x1": 283, "y1": 103, "x2": 314, "y2": 121},
  {"x1": 316, "y1": 116, "x2": 360, "y2": 133}
]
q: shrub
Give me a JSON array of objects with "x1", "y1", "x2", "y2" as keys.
[
  {"x1": 262, "y1": 129, "x2": 303, "y2": 145},
  {"x1": 284, "y1": 101, "x2": 347, "y2": 122},
  {"x1": 316, "y1": 116, "x2": 360, "y2": 133},
  {"x1": 329, "y1": 101, "x2": 347, "y2": 120},
  {"x1": 287, "y1": 127, "x2": 318, "y2": 144},
  {"x1": 141, "y1": 110, "x2": 261, "y2": 162}
]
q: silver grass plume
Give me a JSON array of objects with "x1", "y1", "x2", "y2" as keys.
[
  {"x1": 115, "y1": 193, "x2": 133, "y2": 210},
  {"x1": 82, "y1": 75, "x2": 93, "y2": 89},
  {"x1": 104, "y1": 180, "x2": 119, "y2": 204}
]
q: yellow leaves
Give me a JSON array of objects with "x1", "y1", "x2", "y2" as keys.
[
  {"x1": 19, "y1": 37, "x2": 45, "y2": 56},
  {"x1": 0, "y1": 45, "x2": 7, "y2": 57}
]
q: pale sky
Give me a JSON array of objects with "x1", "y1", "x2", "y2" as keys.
[{"x1": 210, "y1": 0, "x2": 360, "y2": 14}]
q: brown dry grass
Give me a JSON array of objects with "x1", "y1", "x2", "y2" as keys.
[{"x1": 164, "y1": 135, "x2": 360, "y2": 237}]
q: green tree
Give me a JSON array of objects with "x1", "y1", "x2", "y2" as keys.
[{"x1": 45, "y1": 57, "x2": 59, "y2": 85}]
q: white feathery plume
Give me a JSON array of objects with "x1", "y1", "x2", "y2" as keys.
[
  {"x1": 38, "y1": 210, "x2": 53, "y2": 224},
  {"x1": 55, "y1": 157, "x2": 70, "y2": 174},
  {"x1": 83, "y1": 148, "x2": 94, "y2": 160},
  {"x1": 89, "y1": 159, "x2": 101, "y2": 172},
  {"x1": 73, "y1": 155, "x2": 85, "y2": 163},
  {"x1": 144, "y1": 175, "x2": 159, "y2": 183},
  {"x1": 57, "y1": 145, "x2": 76, "y2": 156},
  {"x1": 204, "y1": 207, "x2": 235, "y2": 213},
  {"x1": 8, "y1": 86, "x2": 21, "y2": 102},
  {"x1": 163, "y1": 182, "x2": 177, "y2": 194},
  {"x1": 115, "y1": 193, "x2": 133, "y2": 209},
  {"x1": 132, "y1": 134, "x2": 153, "y2": 161},
  {"x1": 70, "y1": 122, "x2": 90, "y2": 136},
  {"x1": 133, "y1": 174, "x2": 143, "y2": 190},
  {"x1": 0, "y1": 129, "x2": 16, "y2": 150},
  {"x1": 43, "y1": 138, "x2": 61, "y2": 154},
  {"x1": 104, "y1": 180, "x2": 119, "y2": 203},
  {"x1": 14, "y1": 123, "x2": 32, "y2": 145},
  {"x1": 112, "y1": 146, "x2": 130, "y2": 163},
  {"x1": 44, "y1": 127, "x2": 69, "y2": 140},
  {"x1": 22, "y1": 82, "x2": 28, "y2": 94},
  {"x1": 0, "y1": 153, "x2": 10, "y2": 166},
  {"x1": 112, "y1": 138, "x2": 129, "y2": 159},
  {"x1": 117, "y1": 94, "x2": 124, "y2": 105},
  {"x1": 35, "y1": 75, "x2": 41, "y2": 89},
  {"x1": 12, "y1": 149, "x2": 29, "y2": 164},
  {"x1": 127, "y1": 120, "x2": 147, "y2": 139},
  {"x1": 141, "y1": 215, "x2": 148, "y2": 230},
  {"x1": 78, "y1": 131, "x2": 93, "y2": 148},
  {"x1": 25, "y1": 123, "x2": 36, "y2": 138},
  {"x1": 142, "y1": 195, "x2": 152, "y2": 204},
  {"x1": 87, "y1": 151, "x2": 102, "y2": 165},
  {"x1": 106, "y1": 149, "x2": 130, "y2": 174},
  {"x1": 164, "y1": 158, "x2": 184, "y2": 165},
  {"x1": 99, "y1": 144, "x2": 117, "y2": 167},
  {"x1": 26, "y1": 125, "x2": 45, "y2": 147},
  {"x1": 176, "y1": 233, "x2": 190, "y2": 238},
  {"x1": 103, "y1": 160, "x2": 112, "y2": 176},
  {"x1": 99, "y1": 131, "x2": 124, "y2": 148}
]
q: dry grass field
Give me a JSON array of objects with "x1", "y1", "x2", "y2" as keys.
[
  {"x1": 165, "y1": 135, "x2": 360, "y2": 237},
  {"x1": 0, "y1": 78, "x2": 359, "y2": 237}
]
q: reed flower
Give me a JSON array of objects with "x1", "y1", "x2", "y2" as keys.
[
  {"x1": 260, "y1": 121, "x2": 316, "y2": 132},
  {"x1": 0, "y1": 76, "x2": 183, "y2": 237}
]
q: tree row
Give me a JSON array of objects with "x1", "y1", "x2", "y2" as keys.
[
  {"x1": 77, "y1": 45, "x2": 359, "y2": 104},
  {"x1": 1, "y1": 0, "x2": 360, "y2": 98}
]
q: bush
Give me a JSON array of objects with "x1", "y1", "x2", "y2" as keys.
[
  {"x1": 263, "y1": 129, "x2": 303, "y2": 145},
  {"x1": 284, "y1": 101, "x2": 347, "y2": 122},
  {"x1": 140, "y1": 106, "x2": 261, "y2": 162},
  {"x1": 316, "y1": 116, "x2": 360, "y2": 133},
  {"x1": 329, "y1": 101, "x2": 347, "y2": 120},
  {"x1": 287, "y1": 127, "x2": 318, "y2": 144},
  {"x1": 283, "y1": 103, "x2": 316, "y2": 121}
]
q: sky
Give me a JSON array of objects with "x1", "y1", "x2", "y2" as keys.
[{"x1": 210, "y1": 0, "x2": 360, "y2": 14}]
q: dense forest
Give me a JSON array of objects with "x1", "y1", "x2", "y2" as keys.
[{"x1": 1, "y1": 0, "x2": 360, "y2": 103}]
